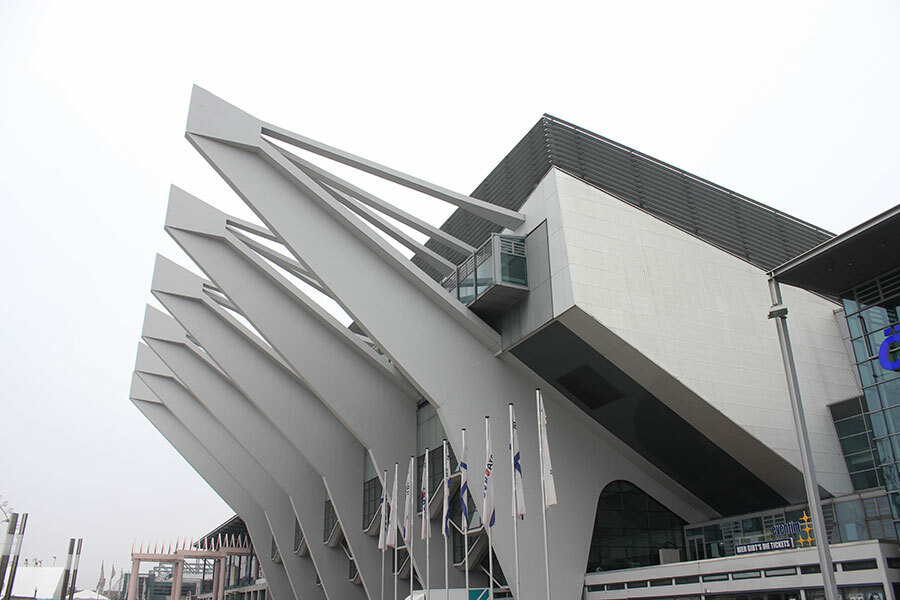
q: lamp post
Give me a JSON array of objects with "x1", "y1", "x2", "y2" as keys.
[{"x1": 767, "y1": 275, "x2": 839, "y2": 600}]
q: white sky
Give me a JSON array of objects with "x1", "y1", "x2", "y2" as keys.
[{"x1": 1, "y1": 0, "x2": 898, "y2": 589}]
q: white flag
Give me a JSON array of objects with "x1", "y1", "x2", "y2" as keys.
[
  {"x1": 442, "y1": 440, "x2": 451, "y2": 538},
  {"x1": 459, "y1": 429, "x2": 469, "y2": 532},
  {"x1": 482, "y1": 417, "x2": 496, "y2": 528},
  {"x1": 378, "y1": 470, "x2": 388, "y2": 550},
  {"x1": 386, "y1": 464, "x2": 398, "y2": 548},
  {"x1": 510, "y1": 405, "x2": 526, "y2": 519},
  {"x1": 421, "y1": 448, "x2": 431, "y2": 540},
  {"x1": 402, "y1": 456, "x2": 414, "y2": 545},
  {"x1": 539, "y1": 393, "x2": 557, "y2": 507}
]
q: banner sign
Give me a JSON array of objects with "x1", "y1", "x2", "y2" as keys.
[{"x1": 735, "y1": 538, "x2": 795, "y2": 555}]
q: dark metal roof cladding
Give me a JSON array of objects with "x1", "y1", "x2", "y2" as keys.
[{"x1": 413, "y1": 115, "x2": 833, "y2": 280}]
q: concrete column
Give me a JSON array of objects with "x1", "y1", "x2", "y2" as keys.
[
  {"x1": 217, "y1": 557, "x2": 227, "y2": 600},
  {"x1": 126, "y1": 559, "x2": 141, "y2": 600},
  {"x1": 169, "y1": 561, "x2": 184, "y2": 600}
]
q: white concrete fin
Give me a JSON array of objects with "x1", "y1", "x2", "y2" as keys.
[
  {"x1": 321, "y1": 183, "x2": 456, "y2": 275},
  {"x1": 259, "y1": 124, "x2": 525, "y2": 230},
  {"x1": 273, "y1": 143, "x2": 474, "y2": 256},
  {"x1": 129, "y1": 371, "x2": 163, "y2": 405},
  {"x1": 135, "y1": 340, "x2": 177, "y2": 379}
]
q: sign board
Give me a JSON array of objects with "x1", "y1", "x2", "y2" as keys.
[{"x1": 734, "y1": 538, "x2": 795, "y2": 554}]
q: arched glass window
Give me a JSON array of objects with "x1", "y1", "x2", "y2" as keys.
[{"x1": 587, "y1": 480, "x2": 686, "y2": 572}]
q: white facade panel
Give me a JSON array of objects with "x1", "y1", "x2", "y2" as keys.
[{"x1": 538, "y1": 169, "x2": 858, "y2": 494}]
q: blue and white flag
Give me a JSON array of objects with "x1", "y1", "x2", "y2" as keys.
[
  {"x1": 378, "y1": 469, "x2": 388, "y2": 550},
  {"x1": 510, "y1": 405, "x2": 526, "y2": 519},
  {"x1": 442, "y1": 440, "x2": 451, "y2": 538},
  {"x1": 460, "y1": 429, "x2": 469, "y2": 531},
  {"x1": 386, "y1": 463, "x2": 399, "y2": 548},
  {"x1": 483, "y1": 417, "x2": 496, "y2": 528}
]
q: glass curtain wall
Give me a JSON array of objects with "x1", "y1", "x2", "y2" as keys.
[{"x1": 841, "y1": 267, "x2": 900, "y2": 535}]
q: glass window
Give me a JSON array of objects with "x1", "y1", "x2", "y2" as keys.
[
  {"x1": 850, "y1": 470, "x2": 880, "y2": 490},
  {"x1": 732, "y1": 571, "x2": 761, "y2": 580},
  {"x1": 458, "y1": 272, "x2": 475, "y2": 304},
  {"x1": 500, "y1": 253, "x2": 527, "y2": 286},
  {"x1": 846, "y1": 452, "x2": 876, "y2": 472},
  {"x1": 840, "y1": 433, "x2": 871, "y2": 455},
  {"x1": 323, "y1": 499, "x2": 337, "y2": 542},
  {"x1": 764, "y1": 567, "x2": 796, "y2": 577},
  {"x1": 475, "y1": 257, "x2": 493, "y2": 296},
  {"x1": 587, "y1": 480, "x2": 686, "y2": 572},
  {"x1": 835, "y1": 416, "x2": 867, "y2": 438}
]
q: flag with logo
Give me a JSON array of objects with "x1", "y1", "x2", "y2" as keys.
[
  {"x1": 421, "y1": 448, "x2": 431, "y2": 540},
  {"x1": 539, "y1": 394, "x2": 557, "y2": 507},
  {"x1": 483, "y1": 418, "x2": 496, "y2": 528},
  {"x1": 386, "y1": 465, "x2": 398, "y2": 548},
  {"x1": 442, "y1": 441, "x2": 451, "y2": 537},
  {"x1": 459, "y1": 430, "x2": 469, "y2": 531},
  {"x1": 510, "y1": 405, "x2": 526, "y2": 519},
  {"x1": 402, "y1": 456, "x2": 414, "y2": 545},
  {"x1": 378, "y1": 471, "x2": 388, "y2": 550}
]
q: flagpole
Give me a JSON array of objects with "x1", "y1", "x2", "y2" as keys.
[
  {"x1": 381, "y1": 469, "x2": 387, "y2": 600},
  {"x1": 536, "y1": 389, "x2": 552, "y2": 600},
  {"x1": 508, "y1": 404, "x2": 520, "y2": 600},
  {"x1": 461, "y1": 428, "x2": 469, "y2": 600},
  {"x1": 410, "y1": 455, "x2": 415, "y2": 600},
  {"x1": 394, "y1": 463, "x2": 399, "y2": 600},
  {"x1": 424, "y1": 448, "x2": 431, "y2": 600},
  {"x1": 443, "y1": 440, "x2": 450, "y2": 600},
  {"x1": 485, "y1": 416, "x2": 493, "y2": 600}
]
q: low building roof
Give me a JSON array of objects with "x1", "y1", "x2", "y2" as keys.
[{"x1": 770, "y1": 203, "x2": 900, "y2": 296}]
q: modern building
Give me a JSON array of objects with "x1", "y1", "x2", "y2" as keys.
[{"x1": 130, "y1": 86, "x2": 900, "y2": 600}]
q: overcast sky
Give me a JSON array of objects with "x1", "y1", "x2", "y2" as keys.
[{"x1": 1, "y1": 0, "x2": 899, "y2": 589}]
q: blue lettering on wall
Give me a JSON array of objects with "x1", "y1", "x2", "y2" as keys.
[{"x1": 880, "y1": 325, "x2": 900, "y2": 371}]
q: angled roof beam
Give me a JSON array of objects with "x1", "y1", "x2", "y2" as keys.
[
  {"x1": 225, "y1": 227, "x2": 331, "y2": 298},
  {"x1": 132, "y1": 354, "x2": 319, "y2": 600},
  {"x1": 139, "y1": 314, "x2": 365, "y2": 600},
  {"x1": 318, "y1": 182, "x2": 456, "y2": 276},
  {"x1": 223, "y1": 217, "x2": 281, "y2": 243},
  {"x1": 149, "y1": 258, "x2": 385, "y2": 599},
  {"x1": 164, "y1": 186, "x2": 409, "y2": 386},
  {"x1": 260, "y1": 125, "x2": 525, "y2": 231},
  {"x1": 273, "y1": 144, "x2": 474, "y2": 257},
  {"x1": 130, "y1": 394, "x2": 297, "y2": 600}
]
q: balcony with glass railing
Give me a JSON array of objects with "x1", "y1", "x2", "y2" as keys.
[{"x1": 442, "y1": 234, "x2": 528, "y2": 318}]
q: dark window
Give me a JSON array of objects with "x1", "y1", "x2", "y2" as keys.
[
  {"x1": 626, "y1": 581, "x2": 647, "y2": 588},
  {"x1": 675, "y1": 576, "x2": 700, "y2": 584},
  {"x1": 732, "y1": 570, "x2": 761, "y2": 580},
  {"x1": 323, "y1": 499, "x2": 337, "y2": 542},
  {"x1": 702, "y1": 573, "x2": 729, "y2": 582},
  {"x1": 587, "y1": 480, "x2": 686, "y2": 572},
  {"x1": 362, "y1": 476, "x2": 382, "y2": 529},
  {"x1": 605, "y1": 582, "x2": 625, "y2": 590},
  {"x1": 650, "y1": 578, "x2": 673, "y2": 587},
  {"x1": 841, "y1": 559, "x2": 878, "y2": 571},
  {"x1": 887, "y1": 557, "x2": 900, "y2": 569},
  {"x1": 765, "y1": 567, "x2": 796, "y2": 577}
]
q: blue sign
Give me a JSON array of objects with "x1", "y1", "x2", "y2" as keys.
[
  {"x1": 880, "y1": 326, "x2": 900, "y2": 371},
  {"x1": 771, "y1": 521, "x2": 801, "y2": 536}
]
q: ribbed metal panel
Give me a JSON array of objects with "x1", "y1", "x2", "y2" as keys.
[{"x1": 413, "y1": 116, "x2": 833, "y2": 280}]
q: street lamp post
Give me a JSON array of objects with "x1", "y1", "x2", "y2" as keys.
[{"x1": 767, "y1": 276, "x2": 839, "y2": 600}]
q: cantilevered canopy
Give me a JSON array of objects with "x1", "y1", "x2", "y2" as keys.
[{"x1": 770, "y1": 203, "x2": 900, "y2": 296}]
